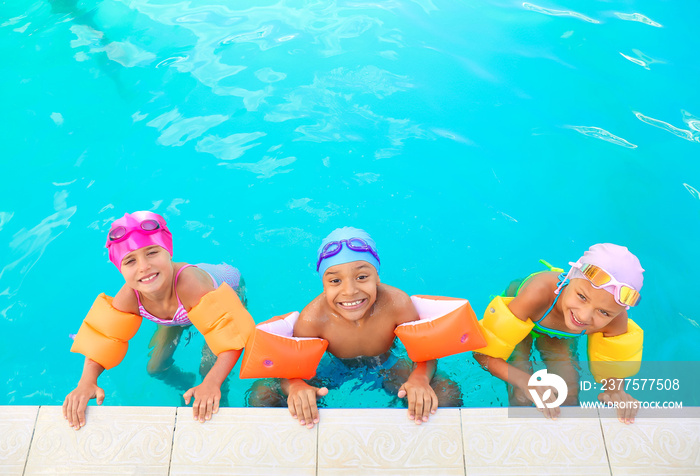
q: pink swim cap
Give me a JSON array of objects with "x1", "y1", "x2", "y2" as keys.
[
  {"x1": 105, "y1": 211, "x2": 173, "y2": 270},
  {"x1": 565, "y1": 243, "x2": 644, "y2": 308}
]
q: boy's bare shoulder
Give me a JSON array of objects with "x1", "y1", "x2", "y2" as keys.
[
  {"x1": 377, "y1": 283, "x2": 418, "y2": 325},
  {"x1": 295, "y1": 295, "x2": 328, "y2": 338}
]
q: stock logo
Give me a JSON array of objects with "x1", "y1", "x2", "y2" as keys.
[{"x1": 528, "y1": 369, "x2": 568, "y2": 409}]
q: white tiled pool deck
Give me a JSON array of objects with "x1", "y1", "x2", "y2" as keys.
[{"x1": 1, "y1": 405, "x2": 698, "y2": 475}]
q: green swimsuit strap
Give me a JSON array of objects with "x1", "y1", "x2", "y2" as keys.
[
  {"x1": 515, "y1": 260, "x2": 584, "y2": 339},
  {"x1": 531, "y1": 273, "x2": 586, "y2": 338},
  {"x1": 514, "y1": 259, "x2": 564, "y2": 296}
]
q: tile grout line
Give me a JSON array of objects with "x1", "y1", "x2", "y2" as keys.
[
  {"x1": 315, "y1": 418, "x2": 320, "y2": 476},
  {"x1": 459, "y1": 408, "x2": 467, "y2": 476},
  {"x1": 597, "y1": 408, "x2": 614, "y2": 476},
  {"x1": 22, "y1": 405, "x2": 41, "y2": 476},
  {"x1": 167, "y1": 407, "x2": 178, "y2": 476}
]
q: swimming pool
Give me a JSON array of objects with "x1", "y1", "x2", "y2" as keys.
[{"x1": 2, "y1": 0, "x2": 699, "y2": 408}]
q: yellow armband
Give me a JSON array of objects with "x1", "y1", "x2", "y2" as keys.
[
  {"x1": 70, "y1": 294, "x2": 142, "y2": 370},
  {"x1": 188, "y1": 283, "x2": 256, "y2": 355},
  {"x1": 474, "y1": 296, "x2": 534, "y2": 360},
  {"x1": 588, "y1": 319, "x2": 643, "y2": 382}
]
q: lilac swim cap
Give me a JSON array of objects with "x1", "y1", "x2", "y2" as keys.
[
  {"x1": 317, "y1": 227, "x2": 380, "y2": 277},
  {"x1": 106, "y1": 211, "x2": 173, "y2": 270},
  {"x1": 566, "y1": 243, "x2": 644, "y2": 307}
]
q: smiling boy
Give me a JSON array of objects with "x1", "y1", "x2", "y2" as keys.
[{"x1": 249, "y1": 227, "x2": 461, "y2": 427}]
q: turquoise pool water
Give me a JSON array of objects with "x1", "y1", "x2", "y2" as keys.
[{"x1": 1, "y1": 0, "x2": 699, "y2": 408}]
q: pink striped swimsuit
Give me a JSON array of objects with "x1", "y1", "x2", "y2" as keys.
[{"x1": 135, "y1": 263, "x2": 241, "y2": 327}]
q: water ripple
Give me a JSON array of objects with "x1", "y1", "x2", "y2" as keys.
[
  {"x1": 634, "y1": 111, "x2": 699, "y2": 143},
  {"x1": 70, "y1": 23, "x2": 155, "y2": 68},
  {"x1": 683, "y1": 184, "x2": 700, "y2": 201},
  {"x1": 0, "y1": 207, "x2": 77, "y2": 303},
  {"x1": 566, "y1": 126, "x2": 637, "y2": 148},
  {"x1": 263, "y1": 66, "x2": 421, "y2": 149},
  {"x1": 255, "y1": 67, "x2": 287, "y2": 83},
  {"x1": 1, "y1": 14, "x2": 27, "y2": 27},
  {"x1": 129, "y1": 0, "x2": 387, "y2": 96},
  {"x1": 682, "y1": 110, "x2": 700, "y2": 132},
  {"x1": 0, "y1": 212, "x2": 14, "y2": 232},
  {"x1": 522, "y1": 3, "x2": 600, "y2": 24},
  {"x1": 146, "y1": 109, "x2": 229, "y2": 146},
  {"x1": 69, "y1": 23, "x2": 103, "y2": 49},
  {"x1": 219, "y1": 154, "x2": 297, "y2": 179},
  {"x1": 288, "y1": 198, "x2": 338, "y2": 221},
  {"x1": 318, "y1": 66, "x2": 412, "y2": 99},
  {"x1": 254, "y1": 227, "x2": 314, "y2": 245},
  {"x1": 614, "y1": 12, "x2": 662, "y2": 27},
  {"x1": 619, "y1": 49, "x2": 662, "y2": 70},
  {"x1": 196, "y1": 131, "x2": 267, "y2": 160},
  {"x1": 102, "y1": 40, "x2": 156, "y2": 67}
]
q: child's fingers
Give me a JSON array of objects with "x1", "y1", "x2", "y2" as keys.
[
  {"x1": 286, "y1": 396, "x2": 297, "y2": 418},
  {"x1": 212, "y1": 395, "x2": 220, "y2": 415},
  {"x1": 190, "y1": 393, "x2": 203, "y2": 421},
  {"x1": 300, "y1": 395, "x2": 316, "y2": 428},
  {"x1": 204, "y1": 398, "x2": 215, "y2": 421},
  {"x1": 77, "y1": 404, "x2": 87, "y2": 429},
  {"x1": 67, "y1": 397, "x2": 87, "y2": 429},
  {"x1": 417, "y1": 390, "x2": 436, "y2": 423},
  {"x1": 620, "y1": 398, "x2": 636, "y2": 424},
  {"x1": 414, "y1": 391, "x2": 425, "y2": 425},
  {"x1": 406, "y1": 388, "x2": 416, "y2": 420},
  {"x1": 68, "y1": 398, "x2": 85, "y2": 429},
  {"x1": 429, "y1": 388, "x2": 439, "y2": 415},
  {"x1": 309, "y1": 398, "x2": 320, "y2": 425},
  {"x1": 197, "y1": 397, "x2": 210, "y2": 422},
  {"x1": 65, "y1": 400, "x2": 77, "y2": 428},
  {"x1": 183, "y1": 388, "x2": 194, "y2": 405},
  {"x1": 397, "y1": 384, "x2": 407, "y2": 399},
  {"x1": 289, "y1": 394, "x2": 307, "y2": 425},
  {"x1": 96, "y1": 388, "x2": 105, "y2": 406}
]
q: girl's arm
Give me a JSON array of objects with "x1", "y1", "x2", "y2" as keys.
[
  {"x1": 473, "y1": 275, "x2": 562, "y2": 417},
  {"x1": 64, "y1": 284, "x2": 138, "y2": 430},
  {"x1": 178, "y1": 267, "x2": 240, "y2": 422},
  {"x1": 184, "y1": 349, "x2": 242, "y2": 422},
  {"x1": 473, "y1": 352, "x2": 561, "y2": 419},
  {"x1": 62, "y1": 358, "x2": 106, "y2": 430}
]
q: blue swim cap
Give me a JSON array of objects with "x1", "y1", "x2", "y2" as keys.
[{"x1": 317, "y1": 227, "x2": 380, "y2": 277}]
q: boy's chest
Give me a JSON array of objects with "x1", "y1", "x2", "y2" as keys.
[{"x1": 325, "y1": 320, "x2": 398, "y2": 359}]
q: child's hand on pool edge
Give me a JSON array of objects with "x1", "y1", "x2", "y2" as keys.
[
  {"x1": 62, "y1": 380, "x2": 105, "y2": 430},
  {"x1": 184, "y1": 380, "x2": 221, "y2": 423},
  {"x1": 284, "y1": 379, "x2": 328, "y2": 429},
  {"x1": 398, "y1": 365, "x2": 438, "y2": 425},
  {"x1": 599, "y1": 387, "x2": 638, "y2": 424},
  {"x1": 183, "y1": 348, "x2": 242, "y2": 423}
]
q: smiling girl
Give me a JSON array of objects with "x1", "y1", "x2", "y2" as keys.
[
  {"x1": 474, "y1": 243, "x2": 644, "y2": 424},
  {"x1": 63, "y1": 211, "x2": 254, "y2": 429}
]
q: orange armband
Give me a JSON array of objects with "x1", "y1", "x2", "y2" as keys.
[
  {"x1": 70, "y1": 294, "x2": 142, "y2": 370},
  {"x1": 394, "y1": 295, "x2": 487, "y2": 362},
  {"x1": 188, "y1": 283, "x2": 256, "y2": 355},
  {"x1": 239, "y1": 312, "x2": 328, "y2": 379}
]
